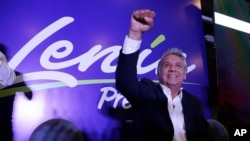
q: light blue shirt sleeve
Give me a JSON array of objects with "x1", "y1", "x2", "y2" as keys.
[{"x1": 122, "y1": 35, "x2": 142, "y2": 54}]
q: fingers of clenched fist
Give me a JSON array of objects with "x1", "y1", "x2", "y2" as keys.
[{"x1": 132, "y1": 9, "x2": 156, "y2": 25}]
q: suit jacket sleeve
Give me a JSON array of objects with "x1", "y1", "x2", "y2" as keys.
[{"x1": 115, "y1": 50, "x2": 141, "y2": 105}]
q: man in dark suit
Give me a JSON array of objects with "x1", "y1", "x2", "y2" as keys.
[{"x1": 115, "y1": 9, "x2": 211, "y2": 141}]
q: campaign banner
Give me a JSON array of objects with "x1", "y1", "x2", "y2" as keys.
[{"x1": 0, "y1": 0, "x2": 210, "y2": 141}]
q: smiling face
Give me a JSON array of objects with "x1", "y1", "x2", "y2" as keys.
[{"x1": 158, "y1": 54, "x2": 186, "y2": 88}]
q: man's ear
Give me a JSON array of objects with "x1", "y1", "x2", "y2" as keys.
[
  {"x1": 0, "y1": 51, "x2": 7, "y2": 62},
  {"x1": 183, "y1": 72, "x2": 187, "y2": 80}
]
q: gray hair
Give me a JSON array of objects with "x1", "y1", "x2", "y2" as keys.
[{"x1": 157, "y1": 48, "x2": 187, "y2": 75}]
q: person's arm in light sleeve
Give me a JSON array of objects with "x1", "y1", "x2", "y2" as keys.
[{"x1": 0, "y1": 51, "x2": 16, "y2": 87}]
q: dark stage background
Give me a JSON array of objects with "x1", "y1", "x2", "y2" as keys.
[{"x1": 214, "y1": 0, "x2": 250, "y2": 135}]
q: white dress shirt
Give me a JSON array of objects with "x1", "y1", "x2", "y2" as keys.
[
  {"x1": 122, "y1": 35, "x2": 187, "y2": 141},
  {"x1": 0, "y1": 51, "x2": 16, "y2": 87},
  {"x1": 160, "y1": 84, "x2": 187, "y2": 141}
]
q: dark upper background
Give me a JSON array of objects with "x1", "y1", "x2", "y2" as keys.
[{"x1": 200, "y1": 0, "x2": 217, "y2": 117}]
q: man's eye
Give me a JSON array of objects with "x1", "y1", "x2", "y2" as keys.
[
  {"x1": 163, "y1": 63, "x2": 170, "y2": 67},
  {"x1": 176, "y1": 64, "x2": 183, "y2": 68}
]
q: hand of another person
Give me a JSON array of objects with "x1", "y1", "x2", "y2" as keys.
[{"x1": 128, "y1": 9, "x2": 156, "y2": 40}]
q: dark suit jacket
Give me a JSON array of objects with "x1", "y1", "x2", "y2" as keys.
[{"x1": 115, "y1": 50, "x2": 210, "y2": 141}]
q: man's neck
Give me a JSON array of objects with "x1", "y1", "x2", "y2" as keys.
[{"x1": 160, "y1": 83, "x2": 181, "y2": 100}]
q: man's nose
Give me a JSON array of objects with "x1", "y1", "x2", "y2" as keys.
[{"x1": 169, "y1": 64, "x2": 176, "y2": 71}]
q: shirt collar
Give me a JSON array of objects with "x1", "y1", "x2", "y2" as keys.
[{"x1": 159, "y1": 83, "x2": 183, "y2": 100}]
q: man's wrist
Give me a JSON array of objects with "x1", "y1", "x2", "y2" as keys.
[{"x1": 128, "y1": 30, "x2": 143, "y2": 40}]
